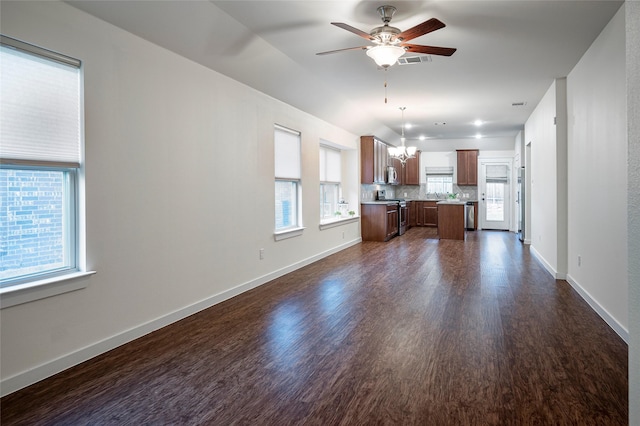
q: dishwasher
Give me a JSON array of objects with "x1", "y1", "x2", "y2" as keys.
[{"x1": 464, "y1": 201, "x2": 475, "y2": 230}]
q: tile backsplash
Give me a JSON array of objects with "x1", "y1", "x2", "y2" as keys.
[{"x1": 361, "y1": 184, "x2": 478, "y2": 201}]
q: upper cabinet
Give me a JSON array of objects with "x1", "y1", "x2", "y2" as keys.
[
  {"x1": 402, "y1": 151, "x2": 421, "y2": 185},
  {"x1": 361, "y1": 136, "x2": 389, "y2": 184},
  {"x1": 361, "y1": 136, "x2": 420, "y2": 185},
  {"x1": 456, "y1": 149, "x2": 479, "y2": 186}
]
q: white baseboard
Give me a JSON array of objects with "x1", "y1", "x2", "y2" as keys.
[
  {"x1": 529, "y1": 246, "x2": 629, "y2": 343},
  {"x1": 0, "y1": 238, "x2": 362, "y2": 397},
  {"x1": 566, "y1": 274, "x2": 629, "y2": 343},
  {"x1": 529, "y1": 245, "x2": 563, "y2": 279}
]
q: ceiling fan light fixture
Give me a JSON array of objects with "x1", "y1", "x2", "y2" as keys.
[{"x1": 366, "y1": 45, "x2": 405, "y2": 68}]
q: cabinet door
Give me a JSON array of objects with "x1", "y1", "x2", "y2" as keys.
[
  {"x1": 386, "y1": 205, "x2": 398, "y2": 239},
  {"x1": 375, "y1": 139, "x2": 387, "y2": 184},
  {"x1": 457, "y1": 150, "x2": 467, "y2": 185},
  {"x1": 467, "y1": 150, "x2": 478, "y2": 185},
  {"x1": 360, "y1": 136, "x2": 374, "y2": 184},
  {"x1": 457, "y1": 150, "x2": 478, "y2": 186},
  {"x1": 379, "y1": 140, "x2": 389, "y2": 183},
  {"x1": 408, "y1": 201, "x2": 416, "y2": 227},
  {"x1": 424, "y1": 204, "x2": 438, "y2": 227},
  {"x1": 403, "y1": 152, "x2": 420, "y2": 185}
]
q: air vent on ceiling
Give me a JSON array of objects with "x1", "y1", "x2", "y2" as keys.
[
  {"x1": 398, "y1": 55, "x2": 432, "y2": 65},
  {"x1": 512, "y1": 101, "x2": 528, "y2": 106}
]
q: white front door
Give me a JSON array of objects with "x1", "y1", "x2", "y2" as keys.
[{"x1": 479, "y1": 161, "x2": 511, "y2": 230}]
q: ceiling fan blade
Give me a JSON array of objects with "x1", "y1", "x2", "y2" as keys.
[
  {"x1": 316, "y1": 46, "x2": 369, "y2": 56},
  {"x1": 396, "y1": 18, "x2": 446, "y2": 42},
  {"x1": 331, "y1": 22, "x2": 374, "y2": 40},
  {"x1": 402, "y1": 43, "x2": 457, "y2": 56}
]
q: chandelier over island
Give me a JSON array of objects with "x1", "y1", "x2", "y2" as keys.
[{"x1": 388, "y1": 107, "x2": 417, "y2": 166}]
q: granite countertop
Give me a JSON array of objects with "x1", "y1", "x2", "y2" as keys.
[
  {"x1": 362, "y1": 199, "x2": 478, "y2": 204},
  {"x1": 409, "y1": 199, "x2": 478, "y2": 203},
  {"x1": 360, "y1": 201, "x2": 401, "y2": 205}
]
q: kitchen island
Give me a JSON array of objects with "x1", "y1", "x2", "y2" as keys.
[{"x1": 437, "y1": 201, "x2": 466, "y2": 240}]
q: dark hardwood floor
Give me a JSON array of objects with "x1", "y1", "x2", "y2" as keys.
[{"x1": 1, "y1": 228, "x2": 628, "y2": 425}]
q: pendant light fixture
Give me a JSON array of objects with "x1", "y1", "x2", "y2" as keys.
[{"x1": 388, "y1": 107, "x2": 417, "y2": 166}]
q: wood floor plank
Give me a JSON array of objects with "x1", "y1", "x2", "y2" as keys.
[{"x1": 1, "y1": 228, "x2": 628, "y2": 425}]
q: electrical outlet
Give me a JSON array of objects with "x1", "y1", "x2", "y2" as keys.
[
  {"x1": 404, "y1": 192, "x2": 407, "y2": 197},
  {"x1": 259, "y1": 248, "x2": 264, "y2": 260},
  {"x1": 578, "y1": 255, "x2": 581, "y2": 266}
]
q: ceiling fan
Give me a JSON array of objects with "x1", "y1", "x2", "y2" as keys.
[{"x1": 316, "y1": 5, "x2": 456, "y2": 68}]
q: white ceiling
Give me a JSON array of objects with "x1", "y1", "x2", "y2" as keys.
[{"x1": 66, "y1": 0, "x2": 623, "y2": 147}]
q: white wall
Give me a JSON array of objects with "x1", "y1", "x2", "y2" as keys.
[
  {"x1": 0, "y1": 1, "x2": 361, "y2": 395},
  {"x1": 525, "y1": 6, "x2": 628, "y2": 340},
  {"x1": 626, "y1": 1, "x2": 640, "y2": 421},
  {"x1": 566, "y1": 6, "x2": 628, "y2": 338},
  {"x1": 525, "y1": 81, "x2": 559, "y2": 274}
]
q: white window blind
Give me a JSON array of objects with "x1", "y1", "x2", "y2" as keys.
[
  {"x1": 0, "y1": 36, "x2": 81, "y2": 167},
  {"x1": 319, "y1": 145, "x2": 341, "y2": 183},
  {"x1": 425, "y1": 167, "x2": 454, "y2": 176},
  {"x1": 274, "y1": 125, "x2": 301, "y2": 179},
  {"x1": 486, "y1": 165, "x2": 509, "y2": 183}
]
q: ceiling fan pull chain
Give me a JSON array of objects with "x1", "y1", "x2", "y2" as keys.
[{"x1": 384, "y1": 69, "x2": 388, "y2": 104}]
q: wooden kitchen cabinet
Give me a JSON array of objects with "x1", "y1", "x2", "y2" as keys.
[
  {"x1": 386, "y1": 204, "x2": 399, "y2": 240},
  {"x1": 361, "y1": 136, "x2": 389, "y2": 184},
  {"x1": 424, "y1": 202, "x2": 438, "y2": 227},
  {"x1": 361, "y1": 203, "x2": 398, "y2": 242},
  {"x1": 413, "y1": 201, "x2": 438, "y2": 227},
  {"x1": 414, "y1": 201, "x2": 423, "y2": 226},
  {"x1": 408, "y1": 201, "x2": 416, "y2": 228},
  {"x1": 457, "y1": 149, "x2": 479, "y2": 186},
  {"x1": 402, "y1": 151, "x2": 421, "y2": 185},
  {"x1": 438, "y1": 203, "x2": 465, "y2": 240}
]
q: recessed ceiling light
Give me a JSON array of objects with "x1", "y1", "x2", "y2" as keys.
[
  {"x1": 419, "y1": 135, "x2": 426, "y2": 141},
  {"x1": 474, "y1": 120, "x2": 483, "y2": 126},
  {"x1": 475, "y1": 133, "x2": 482, "y2": 139},
  {"x1": 405, "y1": 123, "x2": 412, "y2": 129}
]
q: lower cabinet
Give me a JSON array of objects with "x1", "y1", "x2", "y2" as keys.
[
  {"x1": 386, "y1": 205, "x2": 399, "y2": 240},
  {"x1": 361, "y1": 203, "x2": 399, "y2": 242},
  {"x1": 424, "y1": 202, "x2": 438, "y2": 227},
  {"x1": 413, "y1": 201, "x2": 438, "y2": 227}
]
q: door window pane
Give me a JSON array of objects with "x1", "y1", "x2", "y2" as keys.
[{"x1": 486, "y1": 182, "x2": 505, "y2": 221}]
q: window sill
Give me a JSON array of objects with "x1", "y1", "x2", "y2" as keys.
[
  {"x1": 319, "y1": 216, "x2": 359, "y2": 230},
  {"x1": 0, "y1": 271, "x2": 96, "y2": 309},
  {"x1": 274, "y1": 227, "x2": 306, "y2": 241}
]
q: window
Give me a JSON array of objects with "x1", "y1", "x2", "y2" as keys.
[
  {"x1": 274, "y1": 125, "x2": 301, "y2": 232},
  {"x1": 319, "y1": 145, "x2": 341, "y2": 220},
  {"x1": 485, "y1": 164, "x2": 508, "y2": 221},
  {"x1": 0, "y1": 35, "x2": 84, "y2": 291},
  {"x1": 425, "y1": 167, "x2": 454, "y2": 194}
]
